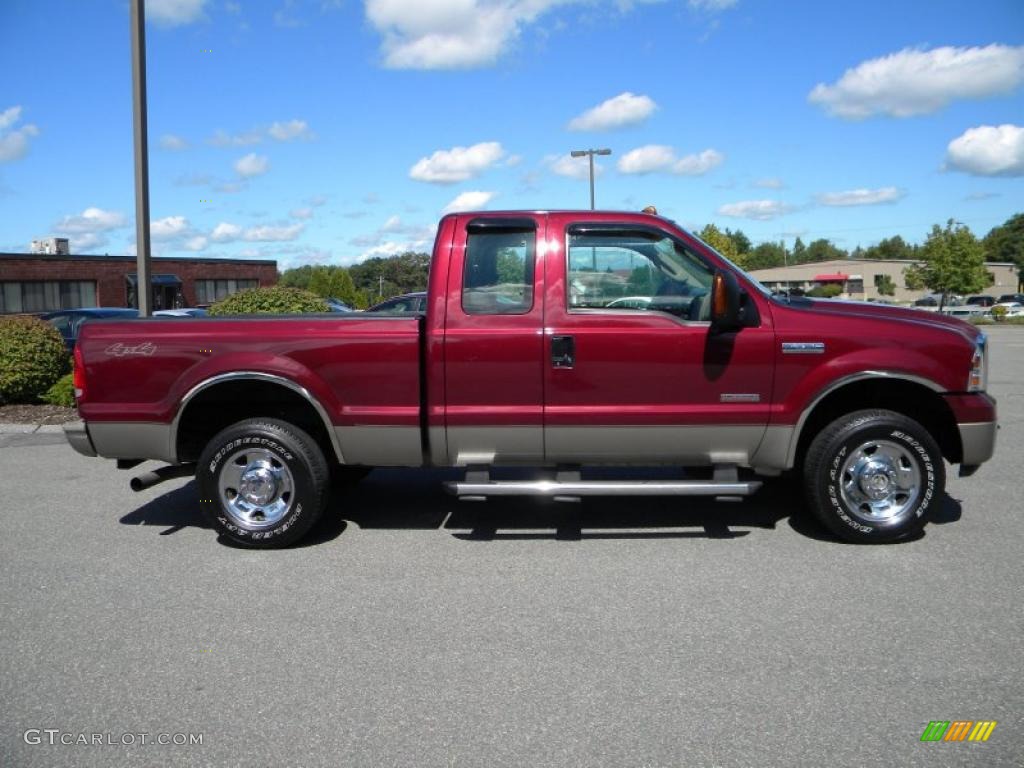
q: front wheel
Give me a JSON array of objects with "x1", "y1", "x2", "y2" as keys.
[
  {"x1": 197, "y1": 418, "x2": 330, "y2": 548},
  {"x1": 803, "y1": 409, "x2": 944, "y2": 543}
]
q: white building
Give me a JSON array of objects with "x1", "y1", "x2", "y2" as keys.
[
  {"x1": 30, "y1": 237, "x2": 70, "y2": 256},
  {"x1": 749, "y1": 258, "x2": 1019, "y2": 303}
]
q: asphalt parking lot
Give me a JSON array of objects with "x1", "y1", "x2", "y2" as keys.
[{"x1": 2, "y1": 327, "x2": 1022, "y2": 767}]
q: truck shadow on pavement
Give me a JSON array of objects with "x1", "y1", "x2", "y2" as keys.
[{"x1": 119, "y1": 467, "x2": 963, "y2": 546}]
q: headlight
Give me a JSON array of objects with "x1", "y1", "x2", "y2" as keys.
[{"x1": 968, "y1": 333, "x2": 987, "y2": 392}]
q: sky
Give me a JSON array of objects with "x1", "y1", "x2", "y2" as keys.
[{"x1": 0, "y1": 0, "x2": 1022, "y2": 270}]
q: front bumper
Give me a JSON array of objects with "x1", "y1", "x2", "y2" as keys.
[
  {"x1": 958, "y1": 421, "x2": 997, "y2": 466},
  {"x1": 63, "y1": 419, "x2": 97, "y2": 457},
  {"x1": 944, "y1": 392, "x2": 997, "y2": 468}
]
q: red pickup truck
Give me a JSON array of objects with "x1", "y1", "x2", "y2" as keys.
[{"x1": 65, "y1": 210, "x2": 996, "y2": 546}]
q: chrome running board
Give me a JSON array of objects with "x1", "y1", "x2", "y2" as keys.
[{"x1": 445, "y1": 467, "x2": 760, "y2": 499}]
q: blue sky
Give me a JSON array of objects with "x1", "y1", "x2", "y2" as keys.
[{"x1": 1, "y1": 0, "x2": 1022, "y2": 270}]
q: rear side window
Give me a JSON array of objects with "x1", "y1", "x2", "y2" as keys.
[{"x1": 462, "y1": 225, "x2": 535, "y2": 315}]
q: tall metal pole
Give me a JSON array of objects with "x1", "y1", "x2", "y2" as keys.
[
  {"x1": 588, "y1": 154, "x2": 595, "y2": 210},
  {"x1": 130, "y1": 0, "x2": 152, "y2": 316},
  {"x1": 570, "y1": 148, "x2": 611, "y2": 210}
]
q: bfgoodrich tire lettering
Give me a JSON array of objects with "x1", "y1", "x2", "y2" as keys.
[
  {"x1": 803, "y1": 409, "x2": 944, "y2": 543},
  {"x1": 197, "y1": 418, "x2": 330, "y2": 548}
]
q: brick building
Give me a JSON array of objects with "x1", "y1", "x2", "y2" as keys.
[{"x1": 0, "y1": 253, "x2": 278, "y2": 314}]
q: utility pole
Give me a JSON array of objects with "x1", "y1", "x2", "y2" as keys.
[
  {"x1": 570, "y1": 148, "x2": 612, "y2": 209},
  {"x1": 130, "y1": 0, "x2": 152, "y2": 316}
]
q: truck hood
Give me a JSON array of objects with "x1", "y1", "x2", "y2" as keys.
[{"x1": 782, "y1": 297, "x2": 982, "y2": 343}]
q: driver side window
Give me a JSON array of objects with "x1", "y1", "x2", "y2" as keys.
[{"x1": 566, "y1": 230, "x2": 714, "y2": 320}]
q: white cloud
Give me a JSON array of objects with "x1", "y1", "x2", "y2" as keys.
[
  {"x1": 945, "y1": 124, "x2": 1024, "y2": 177},
  {"x1": 617, "y1": 145, "x2": 723, "y2": 176},
  {"x1": 235, "y1": 153, "x2": 269, "y2": 178},
  {"x1": 442, "y1": 190, "x2": 496, "y2": 214},
  {"x1": 290, "y1": 207, "x2": 314, "y2": 219},
  {"x1": 159, "y1": 134, "x2": 188, "y2": 151},
  {"x1": 688, "y1": 0, "x2": 737, "y2": 10},
  {"x1": 617, "y1": 145, "x2": 675, "y2": 174},
  {"x1": 672, "y1": 148, "x2": 724, "y2": 175},
  {"x1": 208, "y1": 129, "x2": 263, "y2": 147},
  {"x1": 365, "y1": 0, "x2": 565, "y2": 69},
  {"x1": 150, "y1": 215, "x2": 190, "y2": 240},
  {"x1": 380, "y1": 214, "x2": 404, "y2": 232},
  {"x1": 717, "y1": 199, "x2": 794, "y2": 220},
  {"x1": 549, "y1": 153, "x2": 605, "y2": 180},
  {"x1": 817, "y1": 187, "x2": 904, "y2": 206},
  {"x1": 211, "y1": 222, "x2": 243, "y2": 242},
  {"x1": 54, "y1": 207, "x2": 128, "y2": 234},
  {"x1": 753, "y1": 177, "x2": 784, "y2": 189},
  {"x1": 809, "y1": 44, "x2": 1024, "y2": 119},
  {"x1": 71, "y1": 233, "x2": 109, "y2": 252},
  {"x1": 148, "y1": 0, "x2": 207, "y2": 25},
  {"x1": 242, "y1": 223, "x2": 305, "y2": 241},
  {"x1": 183, "y1": 235, "x2": 208, "y2": 251},
  {"x1": 568, "y1": 92, "x2": 657, "y2": 131},
  {"x1": 268, "y1": 119, "x2": 312, "y2": 141},
  {"x1": 409, "y1": 141, "x2": 504, "y2": 183},
  {"x1": 0, "y1": 105, "x2": 39, "y2": 162}
]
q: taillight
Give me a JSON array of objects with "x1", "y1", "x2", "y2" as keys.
[{"x1": 73, "y1": 344, "x2": 86, "y2": 402}]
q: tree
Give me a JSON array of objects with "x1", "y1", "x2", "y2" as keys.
[
  {"x1": 349, "y1": 251, "x2": 430, "y2": 300},
  {"x1": 873, "y1": 274, "x2": 896, "y2": 296},
  {"x1": 724, "y1": 227, "x2": 751, "y2": 256},
  {"x1": 803, "y1": 238, "x2": 847, "y2": 263},
  {"x1": 983, "y1": 213, "x2": 1024, "y2": 287},
  {"x1": 807, "y1": 283, "x2": 843, "y2": 298},
  {"x1": 861, "y1": 235, "x2": 916, "y2": 261},
  {"x1": 278, "y1": 265, "x2": 315, "y2": 290},
  {"x1": 698, "y1": 224, "x2": 740, "y2": 262},
  {"x1": 905, "y1": 219, "x2": 989, "y2": 309},
  {"x1": 745, "y1": 242, "x2": 787, "y2": 270},
  {"x1": 791, "y1": 237, "x2": 807, "y2": 263}
]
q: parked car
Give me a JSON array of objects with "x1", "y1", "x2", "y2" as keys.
[
  {"x1": 42, "y1": 308, "x2": 138, "y2": 350},
  {"x1": 992, "y1": 302, "x2": 1024, "y2": 317},
  {"x1": 997, "y1": 293, "x2": 1024, "y2": 305},
  {"x1": 154, "y1": 308, "x2": 208, "y2": 318},
  {"x1": 965, "y1": 296, "x2": 996, "y2": 308},
  {"x1": 367, "y1": 292, "x2": 427, "y2": 313},
  {"x1": 324, "y1": 297, "x2": 354, "y2": 313},
  {"x1": 606, "y1": 296, "x2": 653, "y2": 310}
]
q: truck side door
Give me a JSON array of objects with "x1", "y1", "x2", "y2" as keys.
[
  {"x1": 441, "y1": 215, "x2": 546, "y2": 465},
  {"x1": 542, "y1": 217, "x2": 775, "y2": 465}
]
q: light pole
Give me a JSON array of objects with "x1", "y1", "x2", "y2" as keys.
[
  {"x1": 570, "y1": 148, "x2": 611, "y2": 209},
  {"x1": 130, "y1": 0, "x2": 152, "y2": 316}
]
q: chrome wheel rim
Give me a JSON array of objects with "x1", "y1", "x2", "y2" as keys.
[
  {"x1": 839, "y1": 439, "x2": 921, "y2": 525},
  {"x1": 217, "y1": 447, "x2": 294, "y2": 530}
]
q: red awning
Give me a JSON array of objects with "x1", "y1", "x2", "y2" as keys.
[{"x1": 813, "y1": 273, "x2": 849, "y2": 281}]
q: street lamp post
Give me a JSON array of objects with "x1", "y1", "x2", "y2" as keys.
[
  {"x1": 130, "y1": 0, "x2": 152, "y2": 316},
  {"x1": 570, "y1": 148, "x2": 611, "y2": 209}
]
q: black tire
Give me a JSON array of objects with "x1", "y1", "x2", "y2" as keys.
[
  {"x1": 803, "y1": 409, "x2": 944, "y2": 543},
  {"x1": 197, "y1": 418, "x2": 330, "y2": 548}
]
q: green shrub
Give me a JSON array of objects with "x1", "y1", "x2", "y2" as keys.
[
  {"x1": 0, "y1": 316, "x2": 70, "y2": 404},
  {"x1": 990, "y1": 305, "x2": 1008, "y2": 322},
  {"x1": 207, "y1": 286, "x2": 329, "y2": 316},
  {"x1": 42, "y1": 373, "x2": 75, "y2": 407},
  {"x1": 807, "y1": 284, "x2": 844, "y2": 298}
]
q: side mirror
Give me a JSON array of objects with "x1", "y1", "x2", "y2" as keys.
[{"x1": 710, "y1": 270, "x2": 743, "y2": 332}]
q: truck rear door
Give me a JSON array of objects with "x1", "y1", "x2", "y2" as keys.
[
  {"x1": 441, "y1": 215, "x2": 546, "y2": 465},
  {"x1": 542, "y1": 215, "x2": 774, "y2": 465}
]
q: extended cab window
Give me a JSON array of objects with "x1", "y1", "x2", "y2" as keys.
[
  {"x1": 462, "y1": 226, "x2": 535, "y2": 315},
  {"x1": 567, "y1": 229, "x2": 714, "y2": 321}
]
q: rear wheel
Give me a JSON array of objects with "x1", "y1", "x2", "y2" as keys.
[
  {"x1": 197, "y1": 418, "x2": 330, "y2": 548},
  {"x1": 803, "y1": 409, "x2": 944, "y2": 543}
]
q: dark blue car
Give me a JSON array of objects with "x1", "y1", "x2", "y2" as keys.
[{"x1": 42, "y1": 308, "x2": 139, "y2": 350}]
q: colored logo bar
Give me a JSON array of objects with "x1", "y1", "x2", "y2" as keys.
[{"x1": 920, "y1": 721, "x2": 997, "y2": 742}]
